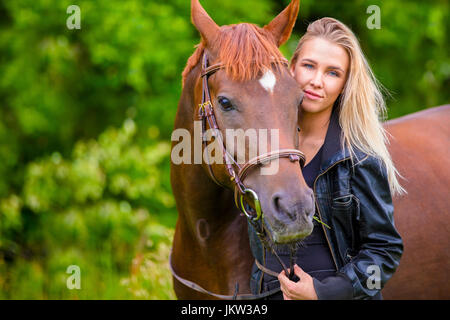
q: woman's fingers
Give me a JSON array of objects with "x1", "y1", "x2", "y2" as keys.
[
  {"x1": 278, "y1": 268, "x2": 295, "y2": 298},
  {"x1": 294, "y1": 264, "x2": 307, "y2": 279}
]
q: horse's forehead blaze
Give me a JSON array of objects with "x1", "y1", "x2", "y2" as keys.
[{"x1": 258, "y1": 70, "x2": 276, "y2": 94}]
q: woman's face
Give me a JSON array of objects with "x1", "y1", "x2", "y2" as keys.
[{"x1": 291, "y1": 37, "x2": 349, "y2": 114}]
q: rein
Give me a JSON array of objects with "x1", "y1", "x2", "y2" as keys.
[{"x1": 170, "y1": 52, "x2": 305, "y2": 300}]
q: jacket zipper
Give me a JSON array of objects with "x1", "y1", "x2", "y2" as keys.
[{"x1": 312, "y1": 157, "x2": 351, "y2": 270}]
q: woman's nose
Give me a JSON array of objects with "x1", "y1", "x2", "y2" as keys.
[{"x1": 310, "y1": 72, "x2": 323, "y2": 88}]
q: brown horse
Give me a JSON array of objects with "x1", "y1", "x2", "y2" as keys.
[
  {"x1": 171, "y1": 0, "x2": 450, "y2": 299},
  {"x1": 170, "y1": 0, "x2": 313, "y2": 299},
  {"x1": 381, "y1": 104, "x2": 450, "y2": 299}
]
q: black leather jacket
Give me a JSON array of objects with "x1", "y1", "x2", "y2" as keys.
[{"x1": 249, "y1": 107, "x2": 404, "y2": 299}]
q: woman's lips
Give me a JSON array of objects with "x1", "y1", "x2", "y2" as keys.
[{"x1": 304, "y1": 90, "x2": 323, "y2": 100}]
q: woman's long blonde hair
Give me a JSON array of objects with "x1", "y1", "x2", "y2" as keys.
[{"x1": 291, "y1": 17, "x2": 406, "y2": 196}]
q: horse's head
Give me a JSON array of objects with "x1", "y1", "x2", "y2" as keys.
[{"x1": 185, "y1": 0, "x2": 314, "y2": 244}]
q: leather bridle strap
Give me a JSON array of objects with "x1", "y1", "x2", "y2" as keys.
[
  {"x1": 255, "y1": 258, "x2": 280, "y2": 278},
  {"x1": 202, "y1": 63, "x2": 224, "y2": 78},
  {"x1": 198, "y1": 55, "x2": 237, "y2": 189},
  {"x1": 233, "y1": 149, "x2": 305, "y2": 210},
  {"x1": 169, "y1": 249, "x2": 281, "y2": 300},
  {"x1": 238, "y1": 149, "x2": 305, "y2": 182}
]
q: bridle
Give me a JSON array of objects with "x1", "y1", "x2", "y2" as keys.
[
  {"x1": 198, "y1": 53, "x2": 306, "y2": 221},
  {"x1": 169, "y1": 52, "x2": 305, "y2": 299}
]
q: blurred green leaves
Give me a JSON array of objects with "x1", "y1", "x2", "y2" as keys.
[
  {"x1": 0, "y1": 117, "x2": 175, "y2": 299},
  {"x1": 23, "y1": 118, "x2": 172, "y2": 212},
  {"x1": 0, "y1": 119, "x2": 174, "y2": 298}
]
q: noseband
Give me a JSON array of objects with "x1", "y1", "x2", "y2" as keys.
[{"x1": 170, "y1": 52, "x2": 305, "y2": 300}]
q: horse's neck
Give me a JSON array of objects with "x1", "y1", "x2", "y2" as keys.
[
  {"x1": 172, "y1": 161, "x2": 252, "y2": 296},
  {"x1": 175, "y1": 162, "x2": 237, "y2": 232},
  {"x1": 171, "y1": 75, "x2": 253, "y2": 295}
]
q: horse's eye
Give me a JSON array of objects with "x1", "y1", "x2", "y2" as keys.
[{"x1": 217, "y1": 96, "x2": 234, "y2": 111}]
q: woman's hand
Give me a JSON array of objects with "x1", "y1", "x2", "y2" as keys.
[{"x1": 278, "y1": 264, "x2": 318, "y2": 300}]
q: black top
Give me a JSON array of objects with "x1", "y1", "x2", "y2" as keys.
[
  {"x1": 261, "y1": 116, "x2": 337, "y2": 298},
  {"x1": 296, "y1": 144, "x2": 336, "y2": 279},
  {"x1": 302, "y1": 144, "x2": 324, "y2": 189}
]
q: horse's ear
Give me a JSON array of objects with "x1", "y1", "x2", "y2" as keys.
[
  {"x1": 264, "y1": 0, "x2": 300, "y2": 47},
  {"x1": 191, "y1": 0, "x2": 220, "y2": 46}
]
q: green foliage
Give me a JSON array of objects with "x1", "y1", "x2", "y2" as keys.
[
  {"x1": 0, "y1": 118, "x2": 175, "y2": 299},
  {"x1": 0, "y1": 0, "x2": 447, "y2": 299}
]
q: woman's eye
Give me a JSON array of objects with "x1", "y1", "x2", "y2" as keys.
[
  {"x1": 329, "y1": 71, "x2": 339, "y2": 77},
  {"x1": 303, "y1": 63, "x2": 313, "y2": 69},
  {"x1": 218, "y1": 96, "x2": 234, "y2": 111}
]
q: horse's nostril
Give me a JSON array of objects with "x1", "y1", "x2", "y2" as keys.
[
  {"x1": 273, "y1": 196, "x2": 280, "y2": 212},
  {"x1": 272, "y1": 193, "x2": 296, "y2": 221},
  {"x1": 272, "y1": 195, "x2": 285, "y2": 216}
]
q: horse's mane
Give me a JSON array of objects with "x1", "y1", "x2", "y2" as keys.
[{"x1": 182, "y1": 23, "x2": 286, "y2": 86}]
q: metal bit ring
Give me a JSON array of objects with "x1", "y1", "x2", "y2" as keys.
[{"x1": 240, "y1": 188, "x2": 262, "y2": 221}]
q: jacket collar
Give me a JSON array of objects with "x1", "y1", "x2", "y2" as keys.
[{"x1": 318, "y1": 104, "x2": 365, "y2": 172}]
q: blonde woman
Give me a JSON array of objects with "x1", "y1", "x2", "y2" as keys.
[{"x1": 249, "y1": 17, "x2": 404, "y2": 300}]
